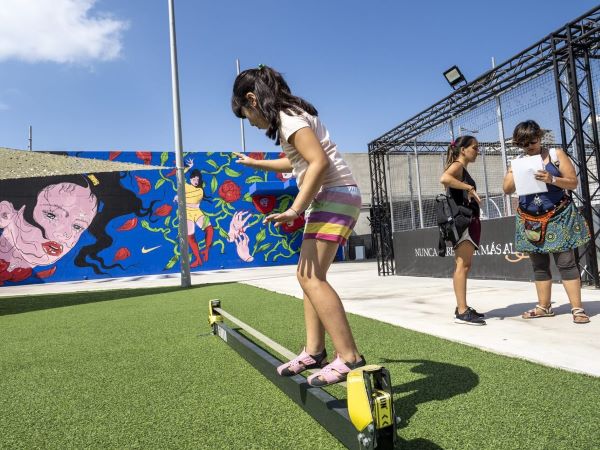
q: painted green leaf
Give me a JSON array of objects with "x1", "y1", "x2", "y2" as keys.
[
  {"x1": 164, "y1": 254, "x2": 179, "y2": 270},
  {"x1": 160, "y1": 152, "x2": 169, "y2": 165},
  {"x1": 207, "y1": 159, "x2": 219, "y2": 169},
  {"x1": 279, "y1": 197, "x2": 291, "y2": 212},
  {"x1": 211, "y1": 176, "x2": 218, "y2": 193},
  {"x1": 219, "y1": 227, "x2": 229, "y2": 239},
  {"x1": 164, "y1": 216, "x2": 171, "y2": 227},
  {"x1": 224, "y1": 167, "x2": 242, "y2": 177},
  {"x1": 245, "y1": 175, "x2": 264, "y2": 184},
  {"x1": 255, "y1": 242, "x2": 271, "y2": 254},
  {"x1": 255, "y1": 228, "x2": 266, "y2": 245},
  {"x1": 155, "y1": 178, "x2": 165, "y2": 189},
  {"x1": 243, "y1": 192, "x2": 253, "y2": 202}
]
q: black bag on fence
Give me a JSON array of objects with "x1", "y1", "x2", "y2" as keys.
[{"x1": 435, "y1": 193, "x2": 473, "y2": 257}]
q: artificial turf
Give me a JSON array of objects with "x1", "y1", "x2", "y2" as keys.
[{"x1": 1, "y1": 283, "x2": 599, "y2": 450}]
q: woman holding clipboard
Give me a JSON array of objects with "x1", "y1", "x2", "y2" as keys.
[{"x1": 503, "y1": 120, "x2": 591, "y2": 324}]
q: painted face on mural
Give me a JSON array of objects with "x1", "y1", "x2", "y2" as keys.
[{"x1": 0, "y1": 182, "x2": 98, "y2": 268}]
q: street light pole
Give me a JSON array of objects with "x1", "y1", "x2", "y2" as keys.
[
  {"x1": 236, "y1": 59, "x2": 246, "y2": 153},
  {"x1": 167, "y1": 0, "x2": 191, "y2": 288}
]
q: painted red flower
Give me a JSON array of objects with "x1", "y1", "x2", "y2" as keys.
[
  {"x1": 218, "y1": 180, "x2": 241, "y2": 203},
  {"x1": 135, "y1": 176, "x2": 151, "y2": 194},
  {"x1": 155, "y1": 204, "x2": 173, "y2": 216},
  {"x1": 136, "y1": 151, "x2": 152, "y2": 165},
  {"x1": 117, "y1": 217, "x2": 138, "y2": 231},
  {"x1": 109, "y1": 151, "x2": 122, "y2": 161},
  {"x1": 113, "y1": 247, "x2": 131, "y2": 262},
  {"x1": 36, "y1": 266, "x2": 57, "y2": 279},
  {"x1": 281, "y1": 215, "x2": 305, "y2": 233},
  {"x1": 276, "y1": 172, "x2": 293, "y2": 182},
  {"x1": 252, "y1": 195, "x2": 276, "y2": 214},
  {"x1": 248, "y1": 152, "x2": 265, "y2": 160},
  {"x1": 165, "y1": 168, "x2": 177, "y2": 177}
]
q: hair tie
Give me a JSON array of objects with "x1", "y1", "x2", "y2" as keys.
[
  {"x1": 450, "y1": 140, "x2": 456, "y2": 147},
  {"x1": 257, "y1": 64, "x2": 265, "y2": 70},
  {"x1": 86, "y1": 174, "x2": 100, "y2": 186}
]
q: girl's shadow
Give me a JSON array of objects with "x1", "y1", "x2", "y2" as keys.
[{"x1": 380, "y1": 358, "x2": 479, "y2": 449}]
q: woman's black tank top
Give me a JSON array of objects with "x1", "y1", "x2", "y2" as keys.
[{"x1": 448, "y1": 165, "x2": 480, "y2": 218}]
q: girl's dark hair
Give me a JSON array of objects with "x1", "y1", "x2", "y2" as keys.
[
  {"x1": 0, "y1": 172, "x2": 156, "y2": 275},
  {"x1": 190, "y1": 169, "x2": 202, "y2": 183},
  {"x1": 445, "y1": 135, "x2": 477, "y2": 169},
  {"x1": 231, "y1": 65, "x2": 318, "y2": 143},
  {"x1": 513, "y1": 120, "x2": 545, "y2": 147}
]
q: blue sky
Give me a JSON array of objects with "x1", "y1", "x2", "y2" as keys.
[{"x1": 0, "y1": 0, "x2": 597, "y2": 153}]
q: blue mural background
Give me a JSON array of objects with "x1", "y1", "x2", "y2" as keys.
[{"x1": 0, "y1": 151, "x2": 305, "y2": 286}]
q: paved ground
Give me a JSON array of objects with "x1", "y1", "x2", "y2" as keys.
[{"x1": 2, "y1": 261, "x2": 598, "y2": 377}]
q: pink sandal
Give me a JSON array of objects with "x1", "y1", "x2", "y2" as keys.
[
  {"x1": 277, "y1": 348, "x2": 328, "y2": 376},
  {"x1": 307, "y1": 355, "x2": 366, "y2": 387}
]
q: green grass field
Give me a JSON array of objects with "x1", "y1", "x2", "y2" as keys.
[{"x1": 1, "y1": 283, "x2": 599, "y2": 449}]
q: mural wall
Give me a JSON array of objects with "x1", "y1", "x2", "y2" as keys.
[{"x1": 0, "y1": 151, "x2": 305, "y2": 286}]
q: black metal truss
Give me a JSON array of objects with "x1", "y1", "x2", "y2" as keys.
[
  {"x1": 368, "y1": 149, "x2": 395, "y2": 275},
  {"x1": 368, "y1": 5, "x2": 600, "y2": 278},
  {"x1": 369, "y1": 6, "x2": 600, "y2": 152},
  {"x1": 552, "y1": 27, "x2": 600, "y2": 286},
  {"x1": 383, "y1": 141, "x2": 524, "y2": 155}
]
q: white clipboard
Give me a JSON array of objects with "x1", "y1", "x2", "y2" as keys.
[{"x1": 511, "y1": 155, "x2": 548, "y2": 196}]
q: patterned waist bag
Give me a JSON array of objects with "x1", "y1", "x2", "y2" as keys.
[
  {"x1": 517, "y1": 197, "x2": 570, "y2": 244},
  {"x1": 515, "y1": 197, "x2": 590, "y2": 253}
]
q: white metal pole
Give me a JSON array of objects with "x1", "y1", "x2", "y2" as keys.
[
  {"x1": 168, "y1": 0, "x2": 191, "y2": 288},
  {"x1": 236, "y1": 59, "x2": 247, "y2": 153},
  {"x1": 414, "y1": 139, "x2": 424, "y2": 228},
  {"x1": 492, "y1": 57, "x2": 512, "y2": 215},
  {"x1": 28, "y1": 126, "x2": 32, "y2": 151}
]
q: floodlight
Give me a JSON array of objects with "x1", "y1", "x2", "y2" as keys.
[{"x1": 443, "y1": 65, "x2": 467, "y2": 89}]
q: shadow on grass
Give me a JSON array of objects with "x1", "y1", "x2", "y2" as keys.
[
  {"x1": 485, "y1": 300, "x2": 600, "y2": 319},
  {"x1": 0, "y1": 282, "x2": 236, "y2": 316},
  {"x1": 379, "y1": 358, "x2": 479, "y2": 449}
]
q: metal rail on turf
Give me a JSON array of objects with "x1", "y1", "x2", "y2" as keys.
[{"x1": 208, "y1": 299, "x2": 399, "y2": 449}]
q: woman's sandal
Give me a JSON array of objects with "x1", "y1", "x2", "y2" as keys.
[
  {"x1": 306, "y1": 355, "x2": 366, "y2": 387},
  {"x1": 276, "y1": 348, "x2": 328, "y2": 376},
  {"x1": 571, "y1": 307, "x2": 591, "y2": 324},
  {"x1": 522, "y1": 304, "x2": 555, "y2": 319}
]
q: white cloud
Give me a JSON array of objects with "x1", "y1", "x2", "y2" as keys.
[{"x1": 0, "y1": 0, "x2": 128, "y2": 63}]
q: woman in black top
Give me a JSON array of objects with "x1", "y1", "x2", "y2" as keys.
[{"x1": 439, "y1": 135, "x2": 485, "y2": 325}]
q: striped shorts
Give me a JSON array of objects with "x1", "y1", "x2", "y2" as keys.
[{"x1": 303, "y1": 185, "x2": 361, "y2": 245}]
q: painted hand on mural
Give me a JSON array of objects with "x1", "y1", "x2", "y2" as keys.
[
  {"x1": 228, "y1": 210, "x2": 252, "y2": 242},
  {"x1": 234, "y1": 232, "x2": 254, "y2": 262}
]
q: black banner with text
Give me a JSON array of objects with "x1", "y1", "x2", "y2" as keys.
[{"x1": 393, "y1": 216, "x2": 560, "y2": 281}]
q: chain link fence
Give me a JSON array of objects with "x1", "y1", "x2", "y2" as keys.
[{"x1": 386, "y1": 64, "x2": 600, "y2": 232}]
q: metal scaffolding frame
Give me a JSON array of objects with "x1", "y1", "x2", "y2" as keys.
[{"x1": 368, "y1": 5, "x2": 600, "y2": 280}]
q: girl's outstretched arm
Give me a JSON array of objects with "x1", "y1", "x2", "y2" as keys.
[
  {"x1": 264, "y1": 127, "x2": 328, "y2": 226},
  {"x1": 233, "y1": 152, "x2": 293, "y2": 173}
]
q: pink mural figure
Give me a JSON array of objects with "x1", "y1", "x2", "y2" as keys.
[
  {"x1": 228, "y1": 210, "x2": 254, "y2": 262},
  {"x1": 0, "y1": 173, "x2": 155, "y2": 284},
  {"x1": 180, "y1": 159, "x2": 214, "y2": 267}
]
